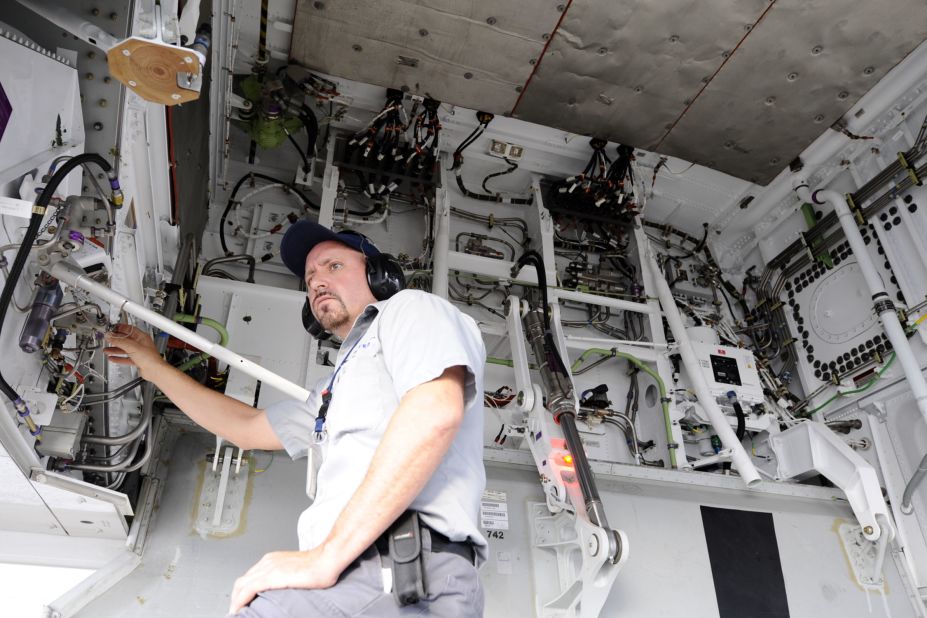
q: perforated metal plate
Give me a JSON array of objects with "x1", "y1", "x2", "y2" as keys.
[
  {"x1": 291, "y1": 0, "x2": 927, "y2": 185},
  {"x1": 290, "y1": 0, "x2": 560, "y2": 113}
]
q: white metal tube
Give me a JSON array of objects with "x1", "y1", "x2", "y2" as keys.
[
  {"x1": 793, "y1": 182, "x2": 927, "y2": 426},
  {"x1": 645, "y1": 246, "x2": 762, "y2": 487},
  {"x1": 49, "y1": 261, "x2": 313, "y2": 402}
]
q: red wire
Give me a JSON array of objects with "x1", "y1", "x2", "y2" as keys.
[{"x1": 510, "y1": 0, "x2": 576, "y2": 115}]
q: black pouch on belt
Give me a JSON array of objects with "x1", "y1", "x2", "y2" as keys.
[{"x1": 387, "y1": 510, "x2": 427, "y2": 606}]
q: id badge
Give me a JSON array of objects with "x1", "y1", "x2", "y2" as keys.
[{"x1": 306, "y1": 442, "x2": 323, "y2": 503}]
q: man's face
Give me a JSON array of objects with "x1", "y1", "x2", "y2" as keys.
[{"x1": 304, "y1": 240, "x2": 377, "y2": 338}]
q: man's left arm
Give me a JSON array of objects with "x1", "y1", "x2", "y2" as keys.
[{"x1": 228, "y1": 365, "x2": 467, "y2": 613}]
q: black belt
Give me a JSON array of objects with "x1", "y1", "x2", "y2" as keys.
[{"x1": 375, "y1": 522, "x2": 474, "y2": 564}]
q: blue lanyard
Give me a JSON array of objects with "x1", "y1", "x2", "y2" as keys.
[{"x1": 314, "y1": 337, "x2": 363, "y2": 437}]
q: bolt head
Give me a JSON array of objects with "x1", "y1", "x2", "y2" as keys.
[
  {"x1": 587, "y1": 535, "x2": 599, "y2": 556},
  {"x1": 171, "y1": 93, "x2": 182, "y2": 100},
  {"x1": 863, "y1": 525, "x2": 874, "y2": 535}
]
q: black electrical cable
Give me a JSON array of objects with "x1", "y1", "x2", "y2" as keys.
[
  {"x1": 731, "y1": 400, "x2": 746, "y2": 441},
  {"x1": 286, "y1": 132, "x2": 310, "y2": 173},
  {"x1": 481, "y1": 158, "x2": 518, "y2": 194},
  {"x1": 218, "y1": 172, "x2": 320, "y2": 256},
  {"x1": 0, "y1": 154, "x2": 113, "y2": 403}
]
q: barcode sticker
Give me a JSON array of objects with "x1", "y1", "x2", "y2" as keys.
[{"x1": 480, "y1": 489, "x2": 509, "y2": 530}]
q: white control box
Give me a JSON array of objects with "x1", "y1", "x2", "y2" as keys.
[{"x1": 688, "y1": 341, "x2": 764, "y2": 404}]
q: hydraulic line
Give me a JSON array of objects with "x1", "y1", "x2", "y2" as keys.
[
  {"x1": 571, "y1": 348, "x2": 677, "y2": 468},
  {"x1": 202, "y1": 254, "x2": 257, "y2": 283},
  {"x1": 0, "y1": 153, "x2": 117, "y2": 440},
  {"x1": 794, "y1": 180, "x2": 927, "y2": 428},
  {"x1": 218, "y1": 172, "x2": 319, "y2": 255}
]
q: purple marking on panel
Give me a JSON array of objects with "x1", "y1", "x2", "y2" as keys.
[{"x1": 0, "y1": 81, "x2": 11, "y2": 144}]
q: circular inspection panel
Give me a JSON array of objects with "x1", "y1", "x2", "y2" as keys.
[{"x1": 809, "y1": 262, "x2": 878, "y2": 344}]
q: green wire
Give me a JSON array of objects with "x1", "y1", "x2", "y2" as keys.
[
  {"x1": 172, "y1": 314, "x2": 230, "y2": 372},
  {"x1": 806, "y1": 351, "x2": 896, "y2": 415},
  {"x1": 571, "y1": 348, "x2": 677, "y2": 468}
]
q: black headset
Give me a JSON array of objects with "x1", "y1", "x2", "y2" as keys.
[{"x1": 301, "y1": 236, "x2": 406, "y2": 339}]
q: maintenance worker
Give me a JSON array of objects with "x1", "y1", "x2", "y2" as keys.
[{"x1": 103, "y1": 220, "x2": 488, "y2": 616}]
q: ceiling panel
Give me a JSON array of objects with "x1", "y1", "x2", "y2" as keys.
[
  {"x1": 513, "y1": 0, "x2": 769, "y2": 148},
  {"x1": 290, "y1": 0, "x2": 561, "y2": 112},
  {"x1": 659, "y1": 0, "x2": 927, "y2": 184},
  {"x1": 289, "y1": 0, "x2": 927, "y2": 184}
]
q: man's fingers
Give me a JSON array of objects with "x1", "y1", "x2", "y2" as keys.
[{"x1": 229, "y1": 577, "x2": 259, "y2": 614}]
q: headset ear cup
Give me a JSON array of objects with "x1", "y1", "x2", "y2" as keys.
[
  {"x1": 366, "y1": 254, "x2": 406, "y2": 300},
  {"x1": 302, "y1": 298, "x2": 331, "y2": 341}
]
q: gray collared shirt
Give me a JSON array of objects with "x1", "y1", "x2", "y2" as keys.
[{"x1": 265, "y1": 289, "x2": 488, "y2": 562}]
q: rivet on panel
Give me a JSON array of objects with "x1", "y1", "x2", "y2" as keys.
[
  {"x1": 723, "y1": 141, "x2": 734, "y2": 149},
  {"x1": 486, "y1": 17, "x2": 497, "y2": 26},
  {"x1": 515, "y1": 86, "x2": 523, "y2": 93},
  {"x1": 701, "y1": 76, "x2": 711, "y2": 84},
  {"x1": 811, "y1": 45, "x2": 823, "y2": 56},
  {"x1": 91, "y1": 8, "x2": 100, "y2": 16},
  {"x1": 597, "y1": 47, "x2": 608, "y2": 56},
  {"x1": 93, "y1": 122, "x2": 103, "y2": 131},
  {"x1": 419, "y1": 28, "x2": 429, "y2": 37},
  {"x1": 352, "y1": 44, "x2": 362, "y2": 52},
  {"x1": 542, "y1": 33, "x2": 550, "y2": 41},
  {"x1": 787, "y1": 72, "x2": 798, "y2": 82},
  {"x1": 744, "y1": 24, "x2": 753, "y2": 32},
  {"x1": 669, "y1": 35, "x2": 680, "y2": 43},
  {"x1": 86, "y1": 72, "x2": 94, "y2": 80},
  {"x1": 765, "y1": 96, "x2": 776, "y2": 106},
  {"x1": 109, "y1": 12, "x2": 118, "y2": 21},
  {"x1": 837, "y1": 91, "x2": 849, "y2": 100},
  {"x1": 813, "y1": 114, "x2": 825, "y2": 123},
  {"x1": 171, "y1": 93, "x2": 182, "y2": 100},
  {"x1": 464, "y1": 72, "x2": 473, "y2": 80},
  {"x1": 529, "y1": 59, "x2": 537, "y2": 65},
  {"x1": 99, "y1": 99, "x2": 108, "y2": 107},
  {"x1": 87, "y1": 51, "x2": 96, "y2": 59},
  {"x1": 122, "y1": 49, "x2": 131, "y2": 56},
  {"x1": 863, "y1": 66, "x2": 875, "y2": 75},
  {"x1": 556, "y1": 4, "x2": 565, "y2": 11},
  {"x1": 721, "y1": 51, "x2": 731, "y2": 59},
  {"x1": 633, "y1": 86, "x2": 643, "y2": 94},
  {"x1": 103, "y1": 76, "x2": 111, "y2": 83},
  {"x1": 769, "y1": 157, "x2": 780, "y2": 166}
]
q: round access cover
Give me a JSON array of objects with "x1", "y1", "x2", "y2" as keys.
[{"x1": 809, "y1": 262, "x2": 877, "y2": 344}]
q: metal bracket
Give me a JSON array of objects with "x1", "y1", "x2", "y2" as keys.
[
  {"x1": 506, "y1": 294, "x2": 535, "y2": 413},
  {"x1": 529, "y1": 503, "x2": 628, "y2": 618},
  {"x1": 769, "y1": 421, "x2": 896, "y2": 543}
]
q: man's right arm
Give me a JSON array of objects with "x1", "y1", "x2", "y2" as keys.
[{"x1": 103, "y1": 325, "x2": 283, "y2": 451}]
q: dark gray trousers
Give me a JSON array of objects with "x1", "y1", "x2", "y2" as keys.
[{"x1": 231, "y1": 538, "x2": 484, "y2": 617}]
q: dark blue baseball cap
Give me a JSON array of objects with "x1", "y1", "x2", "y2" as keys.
[{"x1": 280, "y1": 220, "x2": 381, "y2": 279}]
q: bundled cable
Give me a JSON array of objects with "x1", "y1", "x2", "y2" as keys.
[
  {"x1": 548, "y1": 140, "x2": 637, "y2": 220},
  {"x1": 452, "y1": 111, "x2": 533, "y2": 205}
]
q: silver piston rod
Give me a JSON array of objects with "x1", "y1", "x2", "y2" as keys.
[{"x1": 523, "y1": 309, "x2": 611, "y2": 530}]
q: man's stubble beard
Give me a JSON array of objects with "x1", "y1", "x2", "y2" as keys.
[{"x1": 316, "y1": 298, "x2": 349, "y2": 333}]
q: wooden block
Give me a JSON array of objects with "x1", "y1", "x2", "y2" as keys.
[{"x1": 107, "y1": 37, "x2": 202, "y2": 106}]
